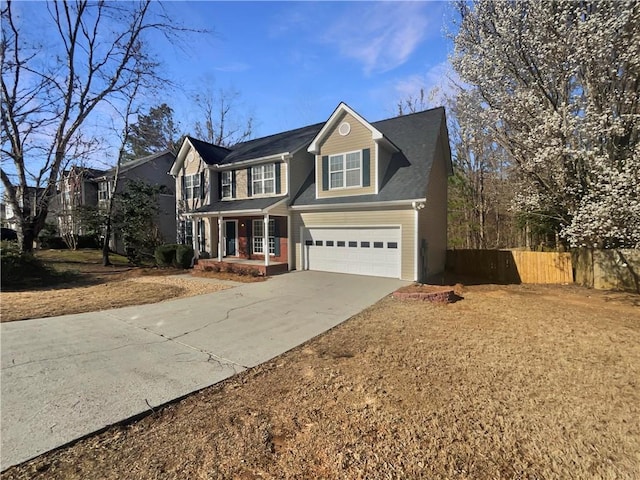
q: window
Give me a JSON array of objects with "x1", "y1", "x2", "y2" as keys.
[
  {"x1": 361, "y1": 241, "x2": 370, "y2": 248},
  {"x1": 221, "y1": 171, "x2": 233, "y2": 199},
  {"x1": 388, "y1": 242, "x2": 398, "y2": 249},
  {"x1": 184, "y1": 174, "x2": 201, "y2": 199},
  {"x1": 349, "y1": 241, "x2": 357, "y2": 247},
  {"x1": 98, "y1": 181, "x2": 110, "y2": 201},
  {"x1": 196, "y1": 219, "x2": 206, "y2": 251},
  {"x1": 337, "y1": 241, "x2": 345, "y2": 247},
  {"x1": 252, "y1": 219, "x2": 275, "y2": 254},
  {"x1": 326, "y1": 241, "x2": 334, "y2": 246},
  {"x1": 251, "y1": 164, "x2": 275, "y2": 195},
  {"x1": 180, "y1": 220, "x2": 193, "y2": 246},
  {"x1": 374, "y1": 242, "x2": 384, "y2": 248},
  {"x1": 329, "y1": 151, "x2": 361, "y2": 189},
  {"x1": 315, "y1": 240, "x2": 323, "y2": 246}
]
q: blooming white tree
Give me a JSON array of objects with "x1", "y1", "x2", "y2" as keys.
[{"x1": 452, "y1": 0, "x2": 640, "y2": 248}]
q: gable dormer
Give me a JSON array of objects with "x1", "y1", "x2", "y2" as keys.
[{"x1": 308, "y1": 103, "x2": 398, "y2": 199}]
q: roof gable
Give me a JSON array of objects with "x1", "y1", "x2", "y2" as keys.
[
  {"x1": 170, "y1": 137, "x2": 230, "y2": 175},
  {"x1": 307, "y1": 102, "x2": 397, "y2": 154},
  {"x1": 292, "y1": 106, "x2": 450, "y2": 206}
]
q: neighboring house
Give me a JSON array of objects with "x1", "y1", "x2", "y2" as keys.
[
  {"x1": 52, "y1": 151, "x2": 176, "y2": 252},
  {"x1": 94, "y1": 150, "x2": 177, "y2": 250},
  {"x1": 2, "y1": 186, "x2": 48, "y2": 231},
  {"x1": 170, "y1": 103, "x2": 452, "y2": 281},
  {"x1": 50, "y1": 166, "x2": 107, "y2": 236}
]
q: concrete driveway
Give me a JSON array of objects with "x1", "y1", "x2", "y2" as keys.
[{"x1": 1, "y1": 271, "x2": 407, "y2": 469}]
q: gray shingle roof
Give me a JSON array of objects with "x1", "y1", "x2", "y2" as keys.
[
  {"x1": 191, "y1": 196, "x2": 287, "y2": 214},
  {"x1": 218, "y1": 123, "x2": 324, "y2": 165},
  {"x1": 291, "y1": 107, "x2": 448, "y2": 206},
  {"x1": 100, "y1": 150, "x2": 175, "y2": 178},
  {"x1": 186, "y1": 137, "x2": 231, "y2": 165}
]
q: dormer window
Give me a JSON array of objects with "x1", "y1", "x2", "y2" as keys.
[
  {"x1": 329, "y1": 151, "x2": 361, "y2": 189},
  {"x1": 221, "y1": 171, "x2": 233, "y2": 199},
  {"x1": 251, "y1": 164, "x2": 275, "y2": 195}
]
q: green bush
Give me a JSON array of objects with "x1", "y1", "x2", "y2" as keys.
[
  {"x1": 175, "y1": 244, "x2": 194, "y2": 269},
  {"x1": 155, "y1": 244, "x2": 177, "y2": 267},
  {"x1": 1, "y1": 240, "x2": 50, "y2": 286}
]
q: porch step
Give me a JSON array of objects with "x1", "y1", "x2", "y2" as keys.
[{"x1": 194, "y1": 259, "x2": 288, "y2": 276}]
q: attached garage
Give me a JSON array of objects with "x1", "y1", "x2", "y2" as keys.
[{"x1": 302, "y1": 226, "x2": 401, "y2": 278}]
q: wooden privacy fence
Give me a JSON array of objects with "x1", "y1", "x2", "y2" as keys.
[{"x1": 446, "y1": 249, "x2": 573, "y2": 284}]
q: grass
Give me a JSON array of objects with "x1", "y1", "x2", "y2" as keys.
[
  {"x1": 3, "y1": 283, "x2": 639, "y2": 479},
  {"x1": 0, "y1": 249, "x2": 233, "y2": 322}
]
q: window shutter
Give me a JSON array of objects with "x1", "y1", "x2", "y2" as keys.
[
  {"x1": 231, "y1": 170, "x2": 236, "y2": 198},
  {"x1": 273, "y1": 219, "x2": 280, "y2": 256},
  {"x1": 247, "y1": 168, "x2": 252, "y2": 197},
  {"x1": 200, "y1": 171, "x2": 206, "y2": 199},
  {"x1": 362, "y1": 149, "x2": 370, "y2": 187},
  {"x1": 275, "y1": 163, "x2": 281, "y2": 194},
  {"x1": 181, "y1": 175, "x2": 186, "y2": 200},
  {"x1": 217, "y1": 171, "x2": 223, "y2": 200},
  {"x1": 246, "y1": 219, "x2": 252, "y2": 254},
  {"x1": 322, "y1": 156, "x2": 329, "y2": 191}
]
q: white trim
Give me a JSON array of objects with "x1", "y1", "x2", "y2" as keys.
[
  {"x1": 287, "y1": 214, "x2": 293, "y2": 271},
  {"x1": 307, "y1": 102, "x2": 383, "y2": 154},
  {"x1": 250, "y1": 163, "x2": 276, "y2": 196},
  {"x1": 264, "y1": 196, "x2": 289, "y2": 213},
  {"x1": 374, "y1": 143, "x2": 379, "y2": 194},
  {"x1": 328, "y1": 150, "x2": 362, "y2": 190},
  {"x1": 264, "y1": 215, "x2": 270, "y2": 267},
  {"x1": 217, "y1": 216, "x2": 223, "y2": 262},
  {"x1": 414, "y1": 208, "x2": 419, "y2": 281},
  {"x1": 314, "y1": 155, "x2": 320, "y2": 199},
  {"x1": 223, "y1": 219, "x2": 238, "y2": 257},
  {"x1": 212, "y1": 152, "x2": 290, "y2": 170},
  {"x1": 283, "y1": 158, "x2": 290, "y2": 196},
  {"x1": 289, "y1": 198, "x2": 426, "y2": 211},
  {"x1": 170, "y1": 138, "x2": 196, "y2": 175}
]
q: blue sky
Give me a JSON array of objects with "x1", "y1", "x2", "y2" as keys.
[{"x1": 156, "y1": 1, "x2": 455, "y2": 138}]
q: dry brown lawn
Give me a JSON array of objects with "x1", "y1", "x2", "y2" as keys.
[
  {"x1": 3, "y1": 283, "x2": 639, "y2": 479},
  {"x1": 0, "y1": 249, "x2": 270, "y2": 322}
]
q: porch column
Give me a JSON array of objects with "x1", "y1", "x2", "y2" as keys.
[
  {"x1": 217, "y1": 215, "x2": 223, "y2": 262},
  {"x1": 263, "y1": 214, "x2": 270, "y2": 267},
  {"x1": 192, "y1": 217, "x2": 199, "y2": 260}
]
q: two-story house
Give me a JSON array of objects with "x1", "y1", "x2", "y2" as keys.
[
  {"x1": 94, "y1": 150, "x2": 176, "y2": 250},
  {"x1": 170, "y1": 103, "x2": 452, "y2": 281},
  {"x1": 52, "y1": 151, "x2": 176, "y2": 252}
]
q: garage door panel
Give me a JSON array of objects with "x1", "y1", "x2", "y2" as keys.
[{"x1": 304, "y1": 227, "x2": 401, "y2": 278}]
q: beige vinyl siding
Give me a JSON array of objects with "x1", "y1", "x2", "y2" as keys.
[
  {"x1": 292, "y1": 207, "x2": 416, "y2": 281},
  {"x1": 419, "y1": 135, "x2": 448, "y2": 279},
  {"x1": 235, "y1": 169, "x2": 248, "y2": 199},
  {"x1": 176, "y1": 148, "x2": 212, "y2": 210},
  {"x1": 267, "y1": 200, "x2": 289, "y2": 217},
  {"x1": 231, "y1": 162, "x2": 286, "y2": 201},
  {"x1": 288, "y1": 150, "x2": 315, "y2": 199},
  {"x1": 316, "y1": 112, "x2": 376, "y2": 198}
]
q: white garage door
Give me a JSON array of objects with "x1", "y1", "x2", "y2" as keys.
[{"x1": 303, "y1": 226, "x2": 401, "y2": 278}]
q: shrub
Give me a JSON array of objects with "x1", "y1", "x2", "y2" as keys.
[
  {"x1": 175, "y1": 244, "x2": 194, "y2": 269},
  {"x1": 1, "y1": 241, "x2": 51, "y2": 286},
  {"x1": 155, "y1": 244, "x2": 177, "y2": 267},
  {"x1": 40, "y1": 235, "x2": 67, "y2": 250}
]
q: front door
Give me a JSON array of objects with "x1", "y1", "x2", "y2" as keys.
[{"x1": 224, "y1": 220, "x2": 237, "y2": 256}]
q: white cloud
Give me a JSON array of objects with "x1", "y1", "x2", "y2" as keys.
[{"x1": 322, "y1": 2, "x2": 433, "y2": 75}]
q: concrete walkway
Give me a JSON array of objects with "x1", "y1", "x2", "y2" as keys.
[{"x1": 0, "y1": 271, "x2": 407, "y2": 469}]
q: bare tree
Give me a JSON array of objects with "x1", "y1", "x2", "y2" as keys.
[
  {"x1": 0, "y1": 0, "x2": 185, "y2": 253},
  {"x1": 193, "y1": 87, "x2": 254, "y2": 147}
]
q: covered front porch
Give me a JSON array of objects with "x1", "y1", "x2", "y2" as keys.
[
  {"x1": 193, "y1": 257, "x2": 289, "y2": 276},
  {"x1": 187, "y1": 196, "x2": 291, "y2": 276}
]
